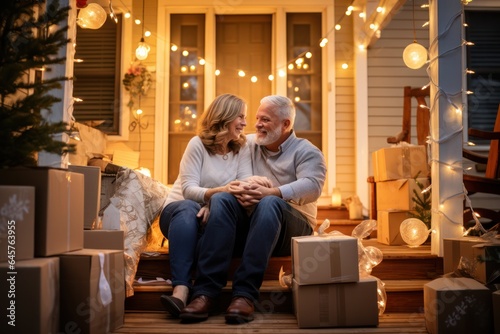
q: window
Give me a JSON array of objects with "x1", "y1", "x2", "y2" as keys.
[
  {"x1": 286, "y1": 13, "x2": 322, "y2": 149},
  {"x1": 465, "y1": 10, "x2": 500, "y2": 146},
  {"x1": 73, "y1": 15, "x2": 122, "y2": 135}
]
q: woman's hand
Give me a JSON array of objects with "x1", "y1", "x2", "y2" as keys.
[{"x1": 245, "y1": 175, "x2": 273, "y2": 188}]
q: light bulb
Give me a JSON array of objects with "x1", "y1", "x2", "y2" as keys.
[
  {"x1": 400, "y1": 218, "x2": 430, "y2": 247},
  {"x1": 77, "y1": 3, "x2": 107, "y2": 29},
  {"x1": 135, "y1": 38, "x2": 150, "y2": 60},
  {"x1": 402, "y1": 42, "x2": 428, "y2": 69}
]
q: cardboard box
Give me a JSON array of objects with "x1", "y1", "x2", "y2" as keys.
[
  {"x1": 472, "y1": 243, "x2": 500, "y2": 284},
  {"x1": 0, "y1": 257, "x2": 59, "y2": 334},
  {"x1": 100, "y1": 173, "x2": 117, "y2": 212},
  {"x1": 84, "y1": 230, "x2": 124, "y2": 250},
  {"x1": 443, "y1": 237, "x2": 486, "y2": 274},
  {"x1": 0, "y1": 186, "x2": 35, "y2": 262},
  {"x1": 59, "y1": 249, "x2": 125, "y2": 334},
  {"x1": 376, "y1": 210, "x2": 413, "y2": 245},
  {"x1": 373, "y1": 145, "x2": 429, "y2": 182},
  {"x1": 424, "y1": 277, "x2": 493, "y2": 334},
  {"x1": 69, "y1": 165, "x2": 101, "y2": 230},
  {"x1": 293, "y1": 277, "x2": 379, "y2": 328},
  {"x1": 376, "y1": 177, "x2": 430, "y2": 211},
  {"x1": 292, "y1": 235, "x2": 359, "y2": 285},
  {"x1": 0, "y1": 167, "x2": 84, "y2": 256}
]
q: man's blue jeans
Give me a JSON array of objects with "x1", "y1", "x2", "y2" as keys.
[{"x1": 191, "y1": 192, "x2": 312, "y2": 301}]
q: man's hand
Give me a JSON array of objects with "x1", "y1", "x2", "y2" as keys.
[{"x1": 245, "y1": 175, "x2": 273, "y2": 188}]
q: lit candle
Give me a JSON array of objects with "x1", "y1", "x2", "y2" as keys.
[{"x1": 331, "y1": 188, "x2": 341, "y2": 207}]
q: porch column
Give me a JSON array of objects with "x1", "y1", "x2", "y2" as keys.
[{"x1": 429, "y1": 0, "x2": 464, "y2": 256}]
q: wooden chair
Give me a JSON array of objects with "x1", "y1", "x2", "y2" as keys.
[
  {"x1": 367, "y1": 86, "x2": 430, "y2": 220},
  {"x1": 462, "y1": 104, "x2": 500, "y2": 231}
]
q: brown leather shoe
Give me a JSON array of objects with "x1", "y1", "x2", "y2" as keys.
[
  {"x1": 225, "y1": 296, "x2": 255, "y2": 323},
  {"x1": 179, "y1": 295, "x2": 213, "y2": 322}
]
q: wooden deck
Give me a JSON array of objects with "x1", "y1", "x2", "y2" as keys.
[{"x1": 113, "y1": 312, "x2": 429, "y2": 333}]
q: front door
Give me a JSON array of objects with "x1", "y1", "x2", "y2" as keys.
[{"x1": 216, "y1": 15, "x2": 272, "y2": 130}]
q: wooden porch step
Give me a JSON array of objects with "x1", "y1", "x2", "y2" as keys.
[{"x1": 125, "y1": 279, "x2": 430, "y2": 314}]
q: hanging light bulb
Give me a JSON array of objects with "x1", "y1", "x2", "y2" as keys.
[
  {"x1": 403, "y1": 42, "x2": 428, "y2": 69},
  {"x1": 136, "y1": 38, "x2": 150, "y2": 60},
  {"x1": 402, "y1": 0, "x2": 428, "y2": 70},
  {"x1": 135, "y1": 0, "x2": 150, "y2": 60},
  {"x1": 77, "y1": 3, "x2": 107, "y2": 29}
]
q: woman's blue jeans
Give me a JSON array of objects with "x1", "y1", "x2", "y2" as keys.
[
  {"x1": 191, "y1": 192, "x2": 312, "y2": 301},
  {"x1": 159, "y1": 200, "x2": 203, "y2": 288}
]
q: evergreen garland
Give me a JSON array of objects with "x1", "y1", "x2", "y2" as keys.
[{"x1": 0, "y1": 0, "x2": 75, "y2": 168}]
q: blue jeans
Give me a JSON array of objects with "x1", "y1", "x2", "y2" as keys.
[
  {"x1": 159, "y1": 200, "x2": 203, "y2": 288},
  {"x1": 191, "y1": 192, "x2": 313, "y2": 301}
]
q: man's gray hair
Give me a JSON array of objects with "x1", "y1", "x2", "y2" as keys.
[{"x1": 260, "y1": 95, "x2": 296, "y2": 130}]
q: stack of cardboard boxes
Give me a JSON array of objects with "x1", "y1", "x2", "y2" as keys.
[
  {"x1": 0, "y1": 167, "x2": 125, "y2": 334},
  {"x1": 372, "y1": 145, "x2": 430, "y2": 245},
  {"x1": 423, "y1": 236, "x2": 500, "y2": 334},
  {"x1": 291, "y1": 234, "x2": 379, "y2": 328}
]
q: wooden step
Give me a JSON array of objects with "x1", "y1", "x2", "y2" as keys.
[
  {"x1": 125, "y1": 279, "x2": 430, "y2": 314},
  {"x1": 127, "y1": 239, "x2": 442, "y2": 314}
]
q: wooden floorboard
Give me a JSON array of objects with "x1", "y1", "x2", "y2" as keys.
[{"x1": 112, "y1": 312, "x2": 428, "y2": 333}]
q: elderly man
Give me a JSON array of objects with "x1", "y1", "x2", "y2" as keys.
[{"x1": 180, "y1": 95, "x2": 327, "y2": 324}]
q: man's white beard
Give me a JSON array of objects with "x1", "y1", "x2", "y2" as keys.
[{"x1": 255, "y1": 127, "x2": 281, "y2": 146}]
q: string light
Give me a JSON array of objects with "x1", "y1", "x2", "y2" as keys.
[
  {"x1": 135, "y1": 0, "x2": 150, "y2": 60},
  {"x1": 402, "y1": 0, "x2": 428, "y2": 70}
]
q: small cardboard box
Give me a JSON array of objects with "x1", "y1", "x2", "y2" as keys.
[
  {"x1": 376, "y1": 177, "x2": 430, "y2": 211},
  {"x1": 100, "y1": 173, "x2": 117, "y2": 212},
  {"x1": 59, "y1": 249, "x2": 125, "y2": 334},
  {"x1": 373, "y1": 145, "x2": 429, "y2": 182},
  {"x1": 69, "y1": 165, "x2": 101, "y2": 230},
  {"x1": 472, "y1": 243, "x2": 500, "y2": 284},
  {"x1": 443, "y1": 237, "x2": 486, "y2": 274},
  {"x1": 376, "y1": 210, "x2": 413, "y2": 245},
  {"x1": 0, "y1": 167, "x2": 84, "y2": 256},
  {"x1": 292, "y1": 234, "x2": 359, "y2": 285},
  {"x1": 84, "y1": 230, "x2": 124, "y2": 250},
  {"x1": 424, "y1": 277, "x2": 493, "y2": 334},
  {"x1": 293, "y1": 277, "x2": 379, "y2": 328},
  {"x1": 0, "y1": 257, "x2": 60, "y2": 334},
  {"x1": 0, "y1": 186, "x2": 35, "y2": 262}
]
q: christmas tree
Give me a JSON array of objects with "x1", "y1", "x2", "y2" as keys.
[{"x1": 0, "y1": 0, "x2": 75, "y2": 168}]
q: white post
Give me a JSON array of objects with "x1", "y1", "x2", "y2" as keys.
[
  {"x1": 429, "y1": 0, "x2": 464, "y2": 256},
  {"x1": 38, "y1": 0, "x2": 75, "y2": 169}
]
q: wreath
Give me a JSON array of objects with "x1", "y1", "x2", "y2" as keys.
[{"x1": 122, "y1": 61, "x2": 152, "y2": 109}]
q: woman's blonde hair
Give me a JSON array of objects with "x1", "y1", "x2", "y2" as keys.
[{"x1": 197, "y1": 93, "x2": 247, "y2": 155}]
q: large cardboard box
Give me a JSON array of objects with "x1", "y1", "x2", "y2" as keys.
[
  {"x1": 69, "y1": 165, "x2": 101, "y2": 230},
  {"x1": 84, "y1": 230, "x2": 124, "y2": 250},
  {"x1": 424, "y1": 277, "x2": 493, "y2": 334},
  {"x1": 0, "y1": 186, "x2": 35, "y2": 262},
  {"x1": 292, "y1": 235, "x2": 359, "y2": 285},
  {"x1": 293, "y1": 277, "x2": 379, "y2": 328},
  {"x1": 376, "y1": 210, "x2": 413, "y2": 245},
  {"x1": 0, "y1": 257, "x2": 59, "y2": 334},
  {"x1": 373, "y1": 145, "x2": 429, "y2": 182},
  {"x1": 443, "y1": 237, "x2": 486, "y2": 274},
  {"x1": 59, "y1": 249, "x2": 125, "y2": 334},
  {"x1": 376, "y1": 177, "x2": 430, "y2": 211},
  {"x1": 0, "y1": 167, "x2": 84, "y2": 256},
  {"x1": 472, "y1": 243, "x2": 500, "y2": 284}
]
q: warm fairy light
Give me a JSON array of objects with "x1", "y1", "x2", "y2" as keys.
[
  {"x1": 341, "y1": 63, "x2": 348, "y2": 70},
  {"x1": 199, "y1": 58, "x2": 206, "y2": 65},
  {"x1": 171, "y1": 44, "x2": 178, "y2": 52},
  {"x1": 278, "y1": 70, "x2": 286, "y2": 77},
  {"x1": 144, "y1": 30, "x2": 151, "y2": 37},
  {"x1": 377, "y1": 6, "x2": 385, "y2": 13},
  {"x1": 215, "y1": 69, "x2": 220, "y2": 76},
  {"x1": 268, "y1": 74, "x2": 274, "y2": 81},
  {"x1": 294, "y1": 97, "x2": 300, "y2": 102},
  {"x1": 320, "y1": 38, "x2": 328, "y2": 47},
  {"x1": 370, "y1": 23, "x2": 378, "y2": 30},
  {"x1": 181, "y1": 66, "x2": 187, "y2": 72},
  {"x1": 467, "y1": 141, "x2": 476, "y2": 146},
  {"x1": 422, "y1": 22, "x2": 430, "y2": 28},
  {"x1": 183, "y1": 82, "x2": 189, "y2": 88},
  {"x1": 73, "y1": 97, "x2": 83, "y2": 102},
  {"x1": 335, "y1": 24, "x2": 341, "y2": 31},
  {"x1": 174, "y1": 119, "x2": 181, "y2": 124},
  {"x1": 251, "y1": 76, "x2": 258, "y2": 83},
  {"x1": 295, "y1": 58, "x2": 304, "y2": 65},
  {"x1": 238, "y1": 70, "x2": 246, "y2": 77},
  {"x1": 358, "y1": 44, "x2": 365, "y2": 51},
  {"x1": 305, "y1": 52, "x2": 312, "y2": 58},
  {"x1": 74, "y1": 59, "x2": 84, "y2": 63},
  {"x1": 182, "y1": 50, "x2": 189, "y2": 56},
  {"x1": 124, "y1": 11, "x2": 131, "y2": 19},
  {"x1": 294, "y1": 87, "x2": 299, "y2": 92},
  {"x1": 359, "y1": 12, "x2": 365, "y2": 18},
  {"x1": 135, "y1": 19, "x2": 141, "y2": 25},
  {"x1": 136, "y1": 108, "x2": 143, "y2": 115},
  {"x1": 288, "y1": 64, "x2": 294, "y2": 70}
]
